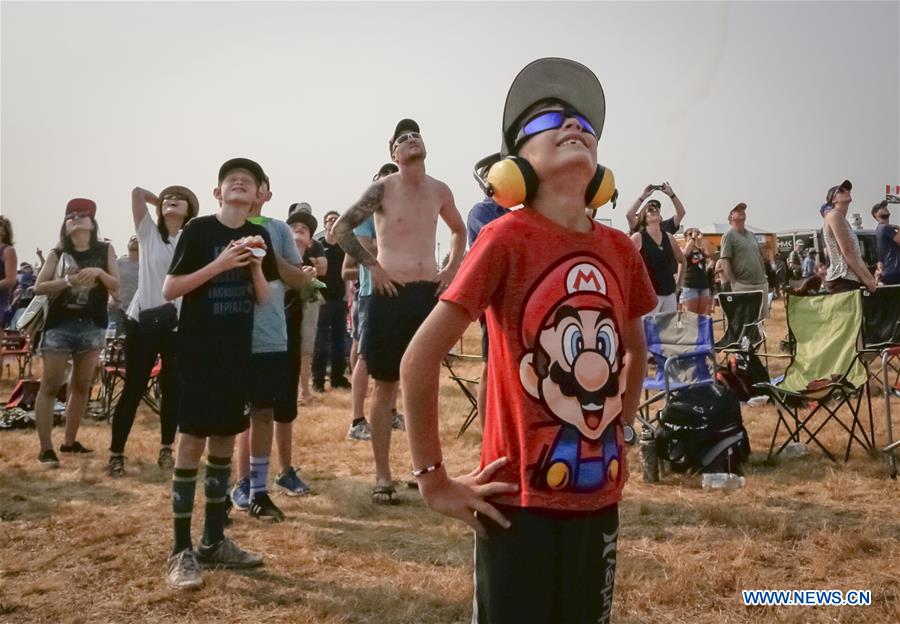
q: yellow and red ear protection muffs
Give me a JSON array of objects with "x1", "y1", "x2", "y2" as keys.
[{"x1": 473, "y1": 153, "x2": 617, "y2": 210}]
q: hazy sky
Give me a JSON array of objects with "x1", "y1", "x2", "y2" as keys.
[{"x1": 2, "y1": 1, "x2": 898, "y2": 264}]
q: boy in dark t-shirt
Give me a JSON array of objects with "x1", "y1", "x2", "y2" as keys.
[
  {"x1": 401, "y1": 59, "x2": 656, "y2": 623},
  {"x1": 162, "y1": 158, "x2": 278, "y2": 590}
]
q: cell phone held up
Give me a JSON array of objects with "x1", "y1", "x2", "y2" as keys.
[{"x1": 649, "y1": 184, "x2": 665, "y2": 191}]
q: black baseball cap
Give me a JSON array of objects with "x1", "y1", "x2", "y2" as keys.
[
  {"x1": 286, "y1": 208, "x2": 317, "y2": 234},
  {"x1": 218, "y1": 158, "x2": 267, "y2": 187},
  {"x1": 500, "y1": 58, "x2": 606, "y2": 157},
  {"x1": 825, "y1": 179, "x2": 852, "y2": 206},
  {"x1": 374, "y1": 162, "x2": 399, "y2": 181},
  {"x1": 391, "y1": 119, "x2": 420, "y2": 149},
  {"x1": 872, "y1": 200, "x2": 889, "y2": 217}
]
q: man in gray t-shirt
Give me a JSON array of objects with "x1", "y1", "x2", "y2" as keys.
[
  {"x1": 719, "y1": 202, "x2": 769, "y2": 316},
  {"x1": 232, "y1": 175, "x2": 318, "y2": 521},
  {"x1": 110, "y1": 235, "x2": 139, "y2": 336}
]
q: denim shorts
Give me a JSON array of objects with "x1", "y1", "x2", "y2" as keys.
[
  {"x1": 41, "y1": 318, "x2": 105, "y2": 354},
  {"x1": 682, "y1": 287, "x2": 711, "y2": 301}
]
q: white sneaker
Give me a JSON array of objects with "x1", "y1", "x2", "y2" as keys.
[
  {"x1": 166, "y1": 549, "x2": 203, "y2": 590},
  {"x1": 347, "y1": 420, "x2": 372, "y2": 441}
]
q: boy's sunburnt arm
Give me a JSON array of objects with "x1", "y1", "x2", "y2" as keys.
[
  {"x1": 619, "y1": 316, "x2": 649, "y2": 426},
  {"x1": 400, "y1": 300, "x2": 518, "y2": 538},
  {"x1": 332, "y1": 182, "x2": 384, "y2": 267},
  {"x1": 275, "y1": 254, "x2": 316, "y2": 290}
]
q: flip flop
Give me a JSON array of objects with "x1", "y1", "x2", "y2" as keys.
[{"x1": 372, "y1": 485, "x2": 397, "y2": 505}]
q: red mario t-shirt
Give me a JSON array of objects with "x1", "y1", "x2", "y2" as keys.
[{"x1": 441, "y1": 208, "x2": 657, "y2": 512}]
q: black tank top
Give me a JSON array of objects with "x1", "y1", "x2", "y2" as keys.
[
  {"x1": 45, "y1": 243, "x2": 110, "y2": 330},
  {"x1": 683, "y1": 247, "x2": 710, "y2": 289},
  {"x1": 640, "y1": 229, "x2": 677, "y2": 296}
]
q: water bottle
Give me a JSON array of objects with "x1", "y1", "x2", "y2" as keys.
[
  {"x1": 640, "y1": 427, "x2": 659, "y2": 483},
  {"x1": 105, "y1": 322, "x2": 117, "y2": 341},
  {"x1": 701, "y1": 473, "x2": 746, "y2": 490}
]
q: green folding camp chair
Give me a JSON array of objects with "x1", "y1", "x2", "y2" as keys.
[{"x1": 754, "y1": 290, "x2": 871, "y2": 462}]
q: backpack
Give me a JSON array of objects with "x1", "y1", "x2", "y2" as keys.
[
  {"x1": 716, "y1": 351, "x2": 768, "y2": 401},
  {"x1": 656, "y1": 383, "x2": 751, "y2": 475}
]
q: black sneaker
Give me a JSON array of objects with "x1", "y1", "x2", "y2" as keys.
[
  {"x1": 106, "y1": 454, "x2": 125, "y2": 478},
  {"x1": 60, "y1": 441, "x2": 93, "y2": 454},
  {"x1": 38, "y1": 449, "x2": 60, "y2": 468},
  {"x1": 331, "y1": 376, "x2": 352, "y2": 390},
  {"x1": 248, "y1": 492, "x2": 286, "y2": 523}
]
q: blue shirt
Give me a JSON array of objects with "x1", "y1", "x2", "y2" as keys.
[
  {"x1": 466, "y1": 198, "x2": 510, "y2": 247},
  {"x1": 249, "y1": 217, "x2": 302, "y2": 353},
  {"x1": 876, "y1": 222, "x2": 900, "y2": 280},
  {"x1": 354, "y1": 217, "x2": 376, "y2": 297}
]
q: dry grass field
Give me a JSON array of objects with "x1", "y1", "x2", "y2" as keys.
[{"x1": 1, "y1": 300, "x2": 899, "y2": 624}]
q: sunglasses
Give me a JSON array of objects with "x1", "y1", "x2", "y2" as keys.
[
  {"x1": 644, "y1": 206, "x2": 660, "y2": 214},
  {"x1": 65, "y1": 212, "x2": 90, "y2": 221},
  {"x1": 393, "y1": 132, "x2": 421, "y2": 148},
  {"x1": 514, "y1": 109, "x2": 597, "y2": 148},
  {"x1": 162, "y1": 193, "x2": 188, "y2": 202}
]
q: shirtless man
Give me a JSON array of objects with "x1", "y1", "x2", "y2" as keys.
[{"x1": 332, "y1": 119, "x2": 466, "y2": 504}]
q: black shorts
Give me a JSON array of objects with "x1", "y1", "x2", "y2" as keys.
[
  {"x1": 479, "y1": 316, "x2": 489, "y2": 362},
  {"x1": 474, "y1": 504, "x2": 619, "y2": 624},
  {"x1": 177, "y1": 368, "x2": 249, "y2": 438},
  {"x1": 364, "y1": 281, "x2": 437, "y2": 382},
  {"x1": 246, "y1": 351, "x2": 296, "y2": 422}
]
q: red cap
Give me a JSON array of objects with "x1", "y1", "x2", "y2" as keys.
[{"x1": 66, "y1": 198, "x2": 97, "y2": 218}]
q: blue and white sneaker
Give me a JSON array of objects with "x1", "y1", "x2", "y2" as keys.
[
  {"x1": 230, "y1": 477, "x2": 251, "y2": 510},
  {"x1": 274, "y1": 466, "x2": 311, "y2": 497}
]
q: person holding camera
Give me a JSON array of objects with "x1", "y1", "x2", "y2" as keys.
[
  {"x1": 681, "y1": 228, "x2": 712, "y2": 314},
  {"x1": 630, "y1": 199, "x2": 685, "y2": 314},
  {"x1": 626, "y1": 182, "x2": 685, "y2": 234}
]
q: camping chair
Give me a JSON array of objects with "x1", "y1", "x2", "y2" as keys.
[
  {"x1": 859, "y1": 285, "x2": 900, "y2": 392},
  {"x1": 443, "y1": 351, "x2": 481, "y2": 437},
  {"x1": 753, "y1": 290, "x2": 871, "y2": 462},
  {"x1": 1, "y1": 329, "x2": 33, "y2": 380},
  {"x1": 95, "y1": 337, "x2": 162, "y2": 420},
  {"x1": 880, "y1": 346, "x2": 900, "y2": 479},
  {"x1": 715, "y1": 290, "x2": 766, "y2": 354},
  {"x1": 637, "y1": 311, "x2": 716, "y2": 430}
]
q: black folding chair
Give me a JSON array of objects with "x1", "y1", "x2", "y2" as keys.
[
  {"x1": 715, "y1": 290, "x2": 765, "y2": 354},
  {"x1": 443, "y1": 351, "x2": 481, "y2": 437}
]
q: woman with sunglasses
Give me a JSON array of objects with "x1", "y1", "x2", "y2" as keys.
[
  {"x1": 106, "y1": 186, "x2": 198, "y2": 478},
  {"x1": 34, "y1": 199, "x2": 119, "y2": 467},
  {"x1": 0, "y1": 216, "x2": 18, "y2": 327},
  {"x1": 630, "y1": 200, "x2": 685, "y2": 314}
]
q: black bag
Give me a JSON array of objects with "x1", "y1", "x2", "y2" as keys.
[
  {"x1": 656, "y1": 383, "x2": 751, "y2": 475},
  {"x1": 716, "y1": 351, "x2": 768, "y2": 401},
  {"x1": 138, "y1": 303, "x2": 178, "y2": 332}
]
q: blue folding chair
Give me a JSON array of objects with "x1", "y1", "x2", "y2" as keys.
[{"x1": 637, "y1": 311, "x2": 717, "y2": 430}]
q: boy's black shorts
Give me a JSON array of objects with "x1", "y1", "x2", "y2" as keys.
[
  {"x1": 364, "y1": 282, "x2": 437, "y2": 382},
  {"x1": 177, "y1": 365, "x2": 249, "y2": 438},
  {"x1": 474, "y1": 504, "x2": 619, "y2": 624},
  {"x1": 247, "y1": 351, "x2": 296, "y2": 423}
]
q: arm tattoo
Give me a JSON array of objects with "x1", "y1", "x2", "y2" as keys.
[{"x1": 335, "y1": 183, "x2": 383, "y2": 266}]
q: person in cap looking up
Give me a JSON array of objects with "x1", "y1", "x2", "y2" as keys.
[
  {"x1": 401, "y1": 58, "x2": 655, "y2": 623},
  {"x1": 873, "y1": 199, "x2": 900, "y2": 285},
  {"x1": 821, "y1": 180, "x2": 877, "y2": 293},
  {"x1": 34, "y1": 198, "x2": 119, "y2": 467},
  {"x1": 106, "y1": 183, "x2": 198, "y2": 479}
]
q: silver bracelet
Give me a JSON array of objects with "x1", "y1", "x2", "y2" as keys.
[{"x1": 411, "y1": 461, "x2": 442, "y2": 477}]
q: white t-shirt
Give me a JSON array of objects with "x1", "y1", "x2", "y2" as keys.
[{"x1": 127, "y1": 213, "x2": 182, "y2": 320}]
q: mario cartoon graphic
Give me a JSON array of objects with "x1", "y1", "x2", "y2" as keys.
[{"x1": 518, "y1": 253, "x2": 624, "y2": 493}]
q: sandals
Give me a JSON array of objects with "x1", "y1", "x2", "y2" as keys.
[{"x1": 372, "y1": 485, "x2": 397, "y2": 505}]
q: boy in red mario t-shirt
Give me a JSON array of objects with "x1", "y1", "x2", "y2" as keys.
[{"x1": 400, "y1": 58, "x2": 656, "y2": 623}]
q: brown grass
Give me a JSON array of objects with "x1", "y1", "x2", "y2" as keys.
[{"x1": 1, "y1": 302, "x2": 899, "y2": 623}]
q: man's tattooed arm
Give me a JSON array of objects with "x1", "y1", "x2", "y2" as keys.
[{"x1": 332, "y1": 182, "x2": 384, "y2": 266}]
